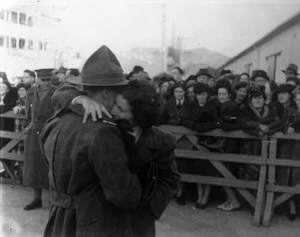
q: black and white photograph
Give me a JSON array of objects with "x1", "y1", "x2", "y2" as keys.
[{"x1": 1, "y1": 0, "x2": 300, "y2": 236}]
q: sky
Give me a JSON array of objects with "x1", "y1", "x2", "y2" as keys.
[{"x1": 2, "y1": 0, "x2": 300, "y2": 57}]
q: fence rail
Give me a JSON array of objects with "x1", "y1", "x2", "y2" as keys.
[{"x1": 1, "y1": 112, "x2": 300, "y2": 226}]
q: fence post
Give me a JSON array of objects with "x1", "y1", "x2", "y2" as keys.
[
  {"x1": 262, "y1": 137, "x2": 277, "y2": 226},
  {"x1": 252, "y1": 138, "x2": 268, "y2": 226}
]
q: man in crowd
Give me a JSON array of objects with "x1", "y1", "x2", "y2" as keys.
[
  {"x1": 40, "y1": 45, "x2": 143, "y2": 236},
  {"x1": 196, "y1": 68, "x2": 212, "y2": 85},
  {"x1": 23, "y1": 69, "x2": 36, "y2": 86},
  {"x1": 282, "y1": 63, "x2": 299, "y2": 80},
  {"x1": 170, "y1": 66, "x2": 184, "y2": 83},
  {"x1": 23, "y1": 69, "x2": 56, "y2": 211},
  {"x1": 55, "y1": 66, "x2": 67, "y2": 86}
]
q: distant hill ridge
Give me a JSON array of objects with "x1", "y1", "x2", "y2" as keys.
[{"x1": 117, "y1": 47, "x2": 229, "y2": 76}]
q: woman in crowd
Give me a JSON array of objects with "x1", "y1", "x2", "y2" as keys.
[
  {"x1": 111, "y1": 80, "x2": 180, "y2": 236},
  {"x1": 160, "y1": 82, "x2": 193, "y2": 126},
  {"x1": 213, "y1": 79, "x2": 242, "y2": 211},
  {"x1": 240, "y1": 85, "x2": 281, "y2": 180},
  {"x1": 271, "y1": 84, "x2": 299, "y2": 221},
  {"x1": 186, "y1": 82, "x2": 197, "y2": 102},
  {"x1": 160, "y1": 82, "x2": 194, "y2": 205},
  {"x1": 0, "y1": 78, "x2": 18, "y2": 178},
  {"x1": 183, "y1": 83, "x2": 218, "y2": 209},
  {"x1": 233, "y1": 82, "x2": 249, "y2": 106}
]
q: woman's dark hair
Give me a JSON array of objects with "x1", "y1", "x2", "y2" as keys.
[
  {"x1": 16, "y1": 82, "x2": 31, "y2": 91},
  {"x1": 121, "y1": 80, "x2": 161, "y2": 128},
  {"x1": 214, "y1": 79, "x2": 233, "y2": 96}
]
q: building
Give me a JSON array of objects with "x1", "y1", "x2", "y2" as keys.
[
  {"x1": 0, "y1": 5, "x2": 82, "y2": 81},
  {"x1": 219, "y1": 11, "x2": 300, "y2": 84}
]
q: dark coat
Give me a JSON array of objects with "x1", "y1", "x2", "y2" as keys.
[
  {"x1": 271, "y1": 101, "x2": 300, "y2": 186},
  {"x1": 0, "y1": 87, "x2": 18, "y2": 132},
  {"x1": 40, "y1": 106, "x2": 143, "y2": 237},
  {"x1": 240, "y1": 103, "x2": 281, "y2": 137},
  {"x1": 160, "y1": 98, "x2": 193, "y2": 126},
  {"x1": 23, "y1": 86, "x2": 56, "y2": 189},
  {"x1": 128, "y1": 126, "x2": 180, "y2": 237},
  {"x1": 183, "y1": 100, "x2": 218, "y2": 132},
  {"x1": 50, "y1": 86, "x2": 180, "y2": 237},
  {"x1": 240, "y1": 103, "x2": 281, "y2": 180}
]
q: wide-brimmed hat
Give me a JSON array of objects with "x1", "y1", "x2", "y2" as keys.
[
  {"x1": 35, "y1": 68, "x2": 54, "y2": 79},
  {"x1": 194, "y1": 82, "x2": 210, "y2": 94},
  {"x1": 66, "y1": 45, "x2": 128, "y2": 86},
  {"x1": 56, "y1": 66, "x2": 67, "y2": 74},
  {"x1": 282, "y1": 63, "x2": 298, "y2": 76},
  {"x1": 274, "y1": 83, "x2": 295, "y2": 96},
  {"x1": 252, "y1": 70, "x2": 269, "y2": 81},
  {"x1": 196, "y1": 68, "x2": 212, "y2": 78}
]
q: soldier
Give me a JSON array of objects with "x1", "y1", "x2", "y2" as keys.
[
  {"x1": 23, "y1": 69, "x2": 56, "y2": 211},
  {"x1": 40, "y1": 46, "x2": 143, "y2": 237}
]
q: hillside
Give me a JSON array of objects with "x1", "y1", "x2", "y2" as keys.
[{"x1": 117, "y1": 47, "x2": 229, "y2": 77}]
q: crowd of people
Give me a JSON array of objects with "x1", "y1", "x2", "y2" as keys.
[{"x1": 1, "y1": 47, "x2": 300, "y2": 235}]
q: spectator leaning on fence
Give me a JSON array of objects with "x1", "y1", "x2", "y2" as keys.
[
  {"x1": 271, "y1": 83, "x2": 298, "y2": 221},
  {"x1": 240, "y1": 84, "x2": 281, "y2": 181},
  {"x1": 183, "y1": 82, "x2": 218, "y2": 210},
  {"x1": 211, "y1": 79, "x2": 241, "y2": 212}
]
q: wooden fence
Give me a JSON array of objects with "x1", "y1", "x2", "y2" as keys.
[
  {"x1": 1, "y1": 111, "x2": 300, "y2": 226},
  {"x1": 0, "y1": 111, "x2": 27, "y2": 185},
  {"x1": 160, "y1": 125, "x2": 268, "y2": 226}
]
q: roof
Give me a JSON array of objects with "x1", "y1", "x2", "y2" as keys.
[{"x1": 219, "y1": 11, "x2": 300, "y2": 69}]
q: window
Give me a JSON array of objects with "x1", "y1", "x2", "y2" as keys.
[
  {"x1": 19, "y1": 38, "x2": 25, "y2": 49},
  {"x1": 28, "y1": 16, "x2": 33, "y2": 27},
  {"x1": 0, "y1": 36, "x2": 4, "y2": 46},
  {"x1": 19, "y1": 13, "x2": 26, "y2": 25},
  {"x1": 6, "y1": 37, "x2": 9, "y2": 48},
  {"x1": 266, "y1": 52, "x2": 281, "y2": 81},
  {"x1": 28, "y1": 40, "x2": 33, "y2": 50},
  {"x1": 11, "y1": 38, "x2": 17, "y2": 48},
  {"x1": 44, "y1": 42, "x2": 47, "y2": 50},
  {"x1": 244, "y1": 63, "x2": 252, "y2": 74},
  {"x1": 38, "y1": 41, "x2": 43, "y2": 50},
  {"x1": 0, "y1": 11, "x2": 4, "y2": 20},
  {"x1": 11, "y1": 12, "x2": 17, "y2": 23}
]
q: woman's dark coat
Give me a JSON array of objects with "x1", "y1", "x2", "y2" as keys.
[
  {"x1": 271, "y1": 101, "x2": 300, "y2": 186},
  {"x1": 23, "y1": 86, "x2": 56, "y2": 189},
  {"x1": 0, "y1": 87, "x2": 18, "y2": 132},
  {"x1": 124, "y1": 126, "x2": 180, "y2": 237},
  {"x1": 240, "y1": 103, "x2": 281, "y2": 179},
  {"x1": 160, "y1": 98, "x2": 193, "y2": 126}
]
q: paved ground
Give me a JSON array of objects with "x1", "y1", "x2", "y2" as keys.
[{"x1": 1, "y1": 184, "x2": 300, "y2": 237}]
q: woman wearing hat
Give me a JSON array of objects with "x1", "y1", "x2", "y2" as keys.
[
  {"x1": 211, "y1": 80, "x2": 242, "y2": 211},
  {"x1": 183, "y1": 83, "x2": 218, "y2": 210},
  {"x1": 271, "y1": 83, "x2": 299, "y2": 221},
  {"x1": 240, "y1": 85, "x2": 281, "y2": 188},
  {"x1": 233, "y1": 82, "x2": 248, "y2": 106},
  {"x1": 160, "y1": 82, "x2": 194, "y2": 205}
]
